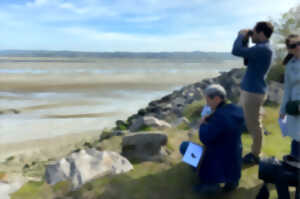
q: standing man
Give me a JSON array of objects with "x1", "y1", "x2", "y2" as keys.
[{"x1": 232, "y1": 21, "x2": 274, "y2": 165}]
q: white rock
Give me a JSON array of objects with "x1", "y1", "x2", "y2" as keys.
[
  {"x1": 173, "y1": 117, "x2": 190, "y2": 126},
  {"x1": 0, "y1": 181, "x2": 24, "y2": 199},
  {"x1": 143, "y1": 116, "x2": 171, "y2": 129},
  {"x1": 45, "y1": 149, "x2": 133, "y2": 189}
]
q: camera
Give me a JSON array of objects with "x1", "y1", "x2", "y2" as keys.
[
  {"x1": 259, "y1": 156, "x2": 299, "y2": 183},
  {"x1": 258, "y1": 157, "x2": 282, "y2": 183}
]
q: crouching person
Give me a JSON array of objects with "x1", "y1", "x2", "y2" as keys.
[
  {"x1": 256, "y1": 141, "x2": 300, "y2": 199},
  {"x1": 180, "y1": 84, "x2": 244, "y2": 194}
]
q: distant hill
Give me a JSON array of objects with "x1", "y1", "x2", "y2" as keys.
[{"x1": 0, "y1": 50, "x2": 236, "y2": 61}]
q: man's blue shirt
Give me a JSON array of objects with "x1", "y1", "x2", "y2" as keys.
[{"x1": 232, "y1": 34, "x2": 273, "y2": 94}]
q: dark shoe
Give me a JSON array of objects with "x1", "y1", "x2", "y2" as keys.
[
  {"x1": 256, "y1": 183, "x2": 269, "y2": 199},
  {"x1": 243, "y1": 153, "x2": 260, "y2": 165},
  {"x1": 193, "y1": 183, "x2": 221, "y2": 195},
  {"x1": 264, "y1": 130, "x2": 271, "y2": 136},
  {"x1": 223, "y1": 181, "x2": 239, "y2": 192}
]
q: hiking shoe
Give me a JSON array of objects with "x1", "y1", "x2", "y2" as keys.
[
  {"x1": 243, "y1": 153, "x2": 260, "y2": 165},
  {"x1": 264, "y1": 130, "x2": 271, "y2": 136},
  {"x1": 223, "y1": 181, "x2": 239, "y2": 192}
]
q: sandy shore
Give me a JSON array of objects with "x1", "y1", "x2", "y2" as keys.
[
  {"x1": 0, "y1": 57, "x2": 242, "y2": 171},
  {"x1": 0, "y1": 130, "x2": 100, "y2": 159},
  {"x1": 0, "y1": 130, "x2": 102, "y2": 179}
]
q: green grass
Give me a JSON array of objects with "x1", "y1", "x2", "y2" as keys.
[
  {"x1": 11, "y1": 105, "x2": 295, "y2": 199},
  {"x1": 11, "y1": 181, "x2": 54, "y2": 199},
  {"x1": 183, "y1": 100, "x2": 205, "y2": 121},
  {"x1": 139, "y1": 125, "x2": 153, "y2": 131}
]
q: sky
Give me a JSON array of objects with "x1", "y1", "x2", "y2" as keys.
[{"x1": 0, "y1": 0, "x2": 298, "y2": 52}]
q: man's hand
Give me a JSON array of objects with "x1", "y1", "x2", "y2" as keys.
[
  {"x1": 279, "y1": 113, "x2": 286, "y2": 119},
  {"x1": 239, "y1": 29, "x2": 251, "y2": 36},
  {"x1": 200, "y1": 114, "x2": 210, "y2": 125}
]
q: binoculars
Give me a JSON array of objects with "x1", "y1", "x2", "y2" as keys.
[{"x1": 242, "y1": 30, "x2": 254, "y2": 66}]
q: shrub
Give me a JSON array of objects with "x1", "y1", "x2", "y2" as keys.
[
  {"x1": 267, "y1": 63, "x2": 285, "y2": 83},
  {"x1": 182, "y1": 100, "x2": 205, "y2": 121}
]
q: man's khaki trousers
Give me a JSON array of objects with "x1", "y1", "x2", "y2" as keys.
[{"x1": 240, "y1": 90, "x2": 266, "y2": 157}]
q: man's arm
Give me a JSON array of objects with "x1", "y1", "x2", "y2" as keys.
[
  {"x1": 232, "y1": 34, "x2": 257, "y2": 59},
  {"x1": 199, "y1": 113, "x2": 226, "y2": 145}
]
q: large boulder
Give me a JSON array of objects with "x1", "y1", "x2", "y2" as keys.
[
  {"x1": 215, "y1": 68, "x2": 244, "y2": 103},
  {"x1": 45, "y1": 149, "x2": 133, "y2": 189},
  {"x1": 0, "y1": 182, "x2": 24, "y2": 199},
  {"x1": 121, "y1": 133, "x2": 168, "y2": 162},
  {"x1": 129, "y1": 116, "x2": 171, "y2": 132}
]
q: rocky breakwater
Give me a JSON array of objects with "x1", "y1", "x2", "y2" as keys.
[
  {"x1": 116, "y1": 68, "x2": 245, "y2": 132},
  {"x1": 115, "y1": 68, "x2": 284, "y2": 132}
]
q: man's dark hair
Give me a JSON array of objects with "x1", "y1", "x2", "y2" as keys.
[
  {"x1": 255, "y1": 21, "x2": 274, "y2": 39},
  {"x1": 285, "y1": 34, "x2": 298, "y2": 45},
  {"x1": 283, "y1": 34, "x2": 299, "y2": 65}
]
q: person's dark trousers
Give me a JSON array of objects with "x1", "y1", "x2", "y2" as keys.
[
  {"x1": 256, "y1": 183, "x2": 269, "y2": 199},
  {"x1": 179, "y1": 141, "x2": 239, "y2": 193},
  {"x1": 291, "y1": 140, "x2": 300, "y2": 160},
  {"x1": 275, "y1": 166, "x2": 299, "y2": 199}
]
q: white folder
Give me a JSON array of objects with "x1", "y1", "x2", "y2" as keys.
[{"x1": 182, "y1": 143, "x2": 204, "y2": 167}]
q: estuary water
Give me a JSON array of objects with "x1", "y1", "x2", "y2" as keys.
[{"x1": 0, "y1": 57, "x2": 242, "y2": 143}]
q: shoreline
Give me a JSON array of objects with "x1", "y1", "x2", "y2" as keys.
[
  {"x1": 0, "y1": 58, "x2": 242, "y2": 174},
  {"x1": 0, "y1": 130, "x2": 101, "y2": 173}
]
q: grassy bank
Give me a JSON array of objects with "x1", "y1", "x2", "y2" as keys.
[{"x1": 11, "y1": 104, "x2": 295, "y2": 199}]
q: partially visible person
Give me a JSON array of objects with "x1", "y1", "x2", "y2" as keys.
[
  {"x1": 278, "y1": 34, "x2": 298, "y2": 83},
  {"x1": 232, "y1": 21, "x2": 274, "y2": 165},
  {"x1": 279, "y1": 34, "x2": 300, "y2": 156},
  {"x1": 282, "y1": 34, "x2": 298, "y2": 66},
  {"x1": 256, "y1": 149, "x2": 300, "y2": 199},
  {"x1": 256, "y1": 34, "x2": 300, "y2": 199},
  {"x1": 179, "y1": 84, "x2": 244, "y2": 194}
]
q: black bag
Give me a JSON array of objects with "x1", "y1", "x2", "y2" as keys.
[{"x1": 286, "y1": 100, "x2": 300, "y2": 116}]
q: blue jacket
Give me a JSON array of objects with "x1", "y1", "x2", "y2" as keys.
[
  {"x1": 199, "y1": 103, "x2": 244, "y2": 184},
  {"x1": 232, "y1": 34, "x2": 273, "y2": 94}
]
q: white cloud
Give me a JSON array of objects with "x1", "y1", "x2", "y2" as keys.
[
  {"x1": 217, "y1": 0, "x2": 298, "y2": 19},
  {"x1": 58, "y1": 3, "x2": 88, "y2": 14},
  {"x1": 26, "y1": 0, "x2": 52, "y2": 7},
  {"x1": 61, "y1": 26, "x2": 232, "y2": 52},
  {"x1": 124, "y1": 16, "x2": 162, "y2": 23},
  {"x1": 0, "y1": 0, "x2": 299, "y2": 51}
]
